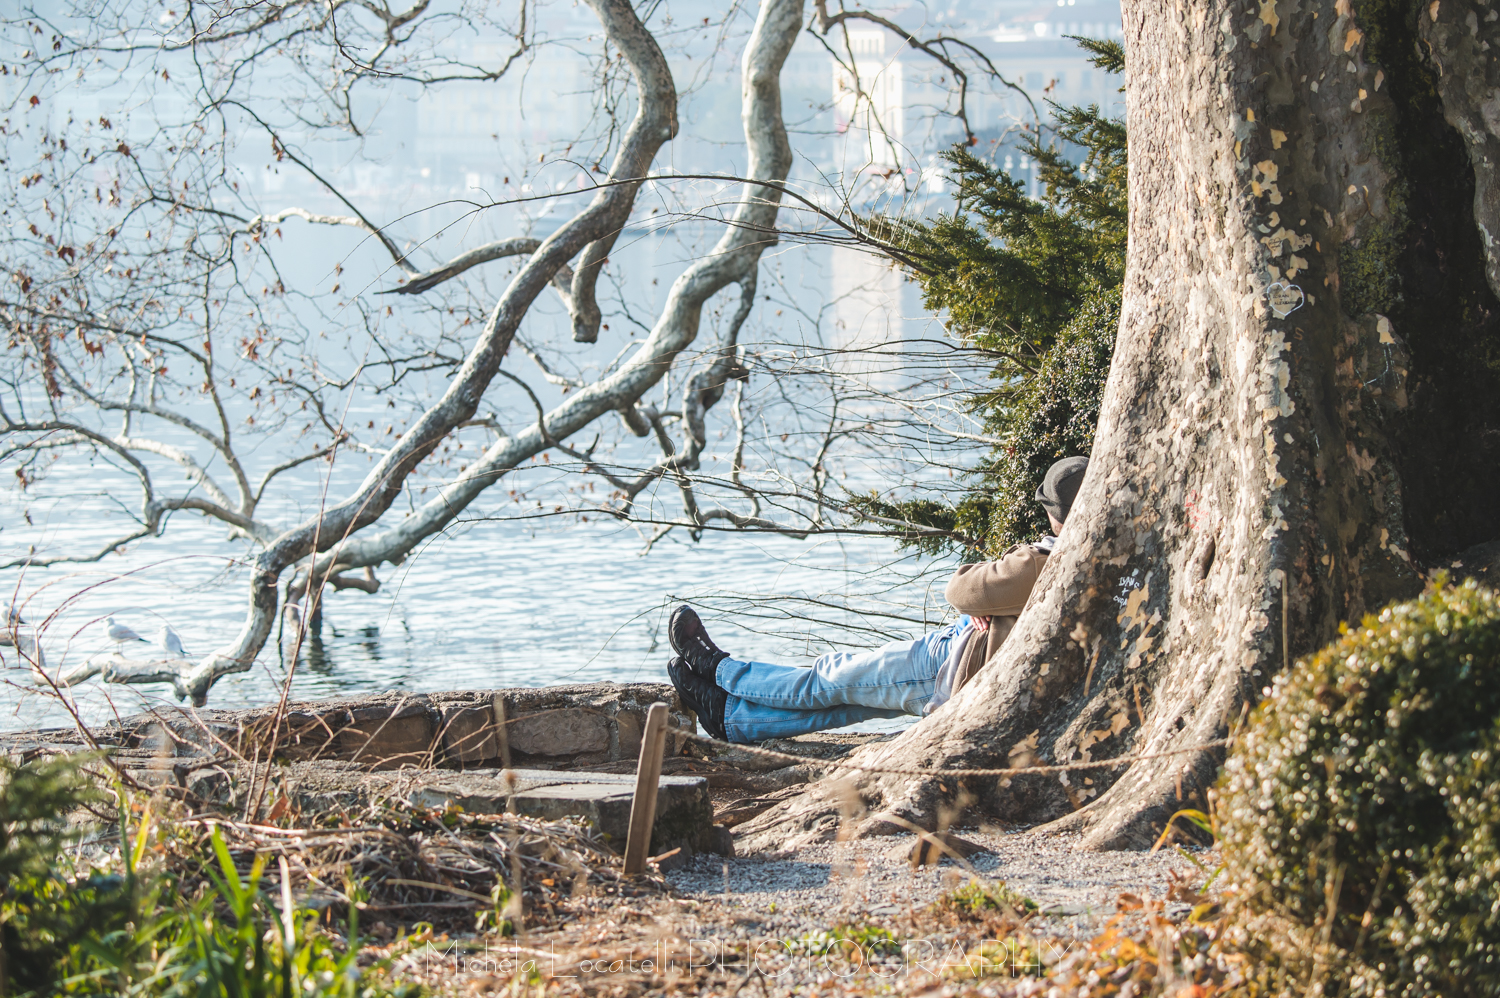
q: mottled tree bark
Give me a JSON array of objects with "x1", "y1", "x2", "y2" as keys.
[{"x1": 739, "y1": 0, "x2": 1500, "y2": 852}]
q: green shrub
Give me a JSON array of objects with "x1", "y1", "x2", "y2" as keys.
[
  {"x1": 784, "y1": 923, "x2": 902, "y2": 958},
  {"x1": 0, "y1": 754, "x2": 132, "y2": 995},
  {"x1": 956, "y1": 288, "x2": 1117, "y2": 555},
  {"x1": 848, "y1": 288, "x2": 1117, "y2": 558},
  {"x1": 1219, "y1": 579, "x2": 1500, "y2": 996},
  {"x1": 0, "y1": 755, "x2": 423, "y2": 997}
]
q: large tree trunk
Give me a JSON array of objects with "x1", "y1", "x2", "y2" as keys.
[{"x1": 738, "y1": 0, "x2": 1500, "y2": 852}]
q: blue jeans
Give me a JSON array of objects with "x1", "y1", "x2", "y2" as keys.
[{"x1": 716, "y1": 622, "x2": 963, "y2": 743}]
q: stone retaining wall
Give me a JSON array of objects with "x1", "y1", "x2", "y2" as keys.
[
  {"x1": 0, "y1": 683, "x2": 694, "y2": 774},
  {"x1": 0, "y1": 683, "x2": 736, "y2": 859}
]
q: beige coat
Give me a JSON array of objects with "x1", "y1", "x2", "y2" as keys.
[{"x1": 942, "y1": 543, "x2": 1051, "y2": 699}]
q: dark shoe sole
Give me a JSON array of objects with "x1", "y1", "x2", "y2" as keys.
[{"x1": 669, "y1": 604, "x2": 729, "y2": 679}]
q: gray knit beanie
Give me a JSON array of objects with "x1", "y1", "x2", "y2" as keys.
[{"x1": 1035, "y1": 456, "x2": 1089, "y2": 523}]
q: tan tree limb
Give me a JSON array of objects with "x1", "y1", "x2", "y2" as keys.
[
  {"x1": 57, "y1": 652, "x2": 195, "y2": 692},
  {"x1": 380, "y1": 236, "x2": 576, "y2": 301},
  {"x1": 156, "y1": 496, "x2": 271, "y2": 540},
  {"x1": 284, "y1": 0, "x2": 803, "y2": 596},
  {"x1": 115, "y1": 435, "x2": 238, "y2": 512},
  {"x1": 170, "y1": 0, "x2": 681, "y2": 706},
  {"x1": 285, "y1": 564, "x2": 379, "y2": 602},
  {"x1": 565, "y1": 13, "x2": 681, "y2": 345},
  {"x1": 248, "y1": 206, "x2": 418, "y2": 276},
  {"x1": 326, "y1": 566, "x2": 380, "y2": 593}
]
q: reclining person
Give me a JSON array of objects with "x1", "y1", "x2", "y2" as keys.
[{"x1": 666, "y1": 456, "x2": 1088, "y2": 743}]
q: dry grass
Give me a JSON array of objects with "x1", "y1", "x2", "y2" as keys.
[
  {"x1": 89, "y1": 769, "x2": 1374, "y2": 998},
  {"x1": 372, "y1": 881, "x2": 1258, "y2": 997},
  {"x1": 127, "y1": 792, "x2": 672, "y2": 941}
]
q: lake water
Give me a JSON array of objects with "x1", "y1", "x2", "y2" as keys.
[
  {"x1": 0, "y1": 232, "x2": 966, "y2": 735},
  {"x1": 1, "y1": 471, "x2": 953, "y2": 733},
  {"x1": 0, "y1": 0, "x2": 1109, "y2": 733}
]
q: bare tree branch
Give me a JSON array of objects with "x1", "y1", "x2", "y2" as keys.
[
  {"x1": 253, "y1": 443, "x2": 343, "y2": 506},
  {"x1": 169, "y1": 0, "x2": 682, "y2": 705},
  {"x1": 2, "y1": 0, "x2": 1016, "y2": 707},
  {"x1": 286, "y1": 0, "x2": 803, "y2": 596},
  {"x1": 811, "y1": 0, "x2": 1038, "y2": 144},
  {"x1": 381, "y1": 236, "x2": 576, "y2": 300}
]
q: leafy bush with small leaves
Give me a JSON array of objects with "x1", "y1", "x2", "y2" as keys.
[
  {"x1": 1219, "y1": 578, "x2": 1500, "y2": 997},
  {"x1": 851, "y1": 289, "x2": 1117, "y2": 557},
  {"x1": 950, "y1": 937, "x2": 1044, "y2": 979},
  {"x1": 953, "y1": 289, "x2": 1117, "y2": 553}
]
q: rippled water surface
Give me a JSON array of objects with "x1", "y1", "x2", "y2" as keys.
[
  {"x1": 1, "y1": 462, "x2": 951, "y2": 733},
  {"x1": 2, "y1": 225, "x2": 957, "y2": 735}
]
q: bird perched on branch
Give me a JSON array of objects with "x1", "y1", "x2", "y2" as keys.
[
  {"x1": 105, "y1": 617, "x2": 150, "y2": 646},
  {"x1": 157, "y1": 624, "x2": 188, "y2": 659}
]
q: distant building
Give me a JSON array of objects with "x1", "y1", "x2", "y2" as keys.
[
  {"x1": 228, "y1": 1, "x2": 1125, "y2": 219},
  {"x1": 830, "y1": 0, "x2": 1125, "y2": 205}
]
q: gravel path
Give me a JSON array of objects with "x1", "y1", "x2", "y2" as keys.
[
  {"x1": 665, "y1": 829, "x2": 1209, "y2": 939},
  {"x1": 395, "y1": 822, "x2": 1213, "y2": 994}
]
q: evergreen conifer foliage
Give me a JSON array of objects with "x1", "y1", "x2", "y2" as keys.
[{"x1": 852, "y1": 39, "x2": 1126, "y2": 557}]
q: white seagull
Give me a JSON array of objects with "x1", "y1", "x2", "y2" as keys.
[
  {"x1": 157, "y1": 624, "x2": 189, "y2": 659},
  {"x1": 105, "y1": 617, "x2": 150, "y2": 645}
]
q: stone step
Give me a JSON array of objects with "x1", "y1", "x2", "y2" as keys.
[
  {"x1": 410, "y1": 768, "x2": 725, "y2": 857},
  {"x1": 260, "y1": 761, "x2": 727, "y2": 859}
]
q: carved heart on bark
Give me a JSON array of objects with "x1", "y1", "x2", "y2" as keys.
[{"x1": 1267, "y1": 282, "x2": 1304, "y2": 318}]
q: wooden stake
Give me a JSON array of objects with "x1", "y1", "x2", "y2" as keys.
[{"x1": 623, "y1": 702, "x2": 670, "y2": 875}]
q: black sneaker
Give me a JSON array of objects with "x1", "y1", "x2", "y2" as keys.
[
  {"x1": 668, "y1": 604, "x2": 729, "y2": 679},
  {"x1": 668, "y1": 655, "x2": 728, "y2": 742}
]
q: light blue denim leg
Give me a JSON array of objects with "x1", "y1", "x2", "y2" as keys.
[
  {"x1": 722, "y1": 696, "x2": 907, "y2": 743},
  {"x1": 715, "y1": 623, "x2": 960, "y2": 716}
]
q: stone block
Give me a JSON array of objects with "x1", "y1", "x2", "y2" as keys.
[
  {"x1": 336, "y1": 701, "x2": 434, "y2": 769},
  {"x1": 438, "y1": 705, "x2": 498, "y2": 764},
  {"x1": 125, "y1": 757, "x2": 180, "y2": 788},
  {"x1": 0, "y1": 682, "x2": 693, "y2": 774},
  {"x1": 653, "y1": 847, "x2": 691, "y2": 872},
  {"x1": 613, "y1": 709, "x2": 643, "y2": 761},
  {"x1": 269, "y1": 709, "x2": 346, "y2": 759},
  {"x1": 507, "y1": 708, "x2": 609, "y2": 758},
  {"x1": 884, "y1": 830, "x2": 990, "y2": 866},
  {"x1": 403, "y1": 768, "x2": 723, "y2": 855},
  {"x1": 706, "y1": 824, "x2": 735, "y2": 857}
]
